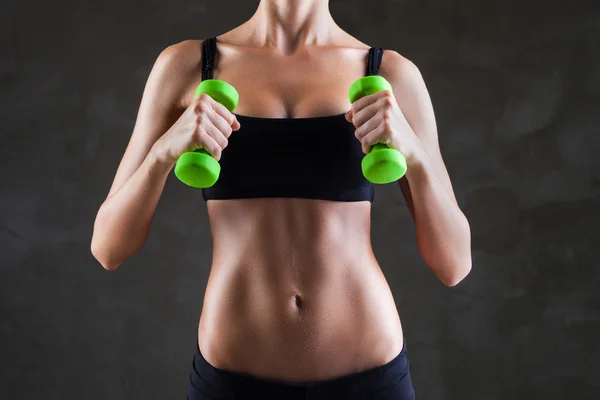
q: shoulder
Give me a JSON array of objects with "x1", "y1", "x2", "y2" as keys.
[
  {"x1": 148, "y1": 39, "x2": 204, "y2": 108},
  {"x1": 379, "y1": 49, "x2": 424, "y2": 90},
  {"x1": 154, "y1": 39, "x2": 203, "y2": 76}
]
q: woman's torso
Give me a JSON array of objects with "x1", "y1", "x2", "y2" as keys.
[{"x1": 184, "y1": 28, "x2": 404, "y2": 382}]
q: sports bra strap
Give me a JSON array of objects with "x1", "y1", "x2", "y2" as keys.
[
  {"x1": 202, "y1": 37, "x2": 384, "y2": 79},
  {"x1": 366, "y1": 47, "x2": 384, "y2": 76},
  {"x1": 202, "y1": 37, "x2": 217, "y2": 80}
]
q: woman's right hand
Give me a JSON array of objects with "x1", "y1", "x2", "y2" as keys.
[{"x1": 151, "y1": 93, "x2": 241, "y2": 166}]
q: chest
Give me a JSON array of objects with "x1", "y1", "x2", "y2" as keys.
[{"x1": 207, "y1": 47, "x2": 369, "y2": 119}]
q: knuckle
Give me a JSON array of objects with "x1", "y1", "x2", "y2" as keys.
[
  {"x1": 194, "y1": 98, "x2": 210, "y2": 113},
  {"x1": 380, "y1": 93, "x2": 394, "y2": 107},
  {"x1": 193, "y1": 103, "x2": 205, "y2": 114},
  {"x1": 197, "y1": 93, "x2": 211, "y2": 103},
  {"x1": 221, "y1": 137, "x2": 229, "y2": 149},
  {"x1": 195, "y1": 114, "x2": 206, "y2": 125}
]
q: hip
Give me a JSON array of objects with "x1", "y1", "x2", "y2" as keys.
[{"x1": 187, "y1": 335, "x2": 414, "y2": 400}]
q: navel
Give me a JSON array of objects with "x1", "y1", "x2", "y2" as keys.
[{"x1": 292, "y1": 294, "x2": 303, "y2": 309}]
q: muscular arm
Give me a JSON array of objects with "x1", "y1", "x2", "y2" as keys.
[
  {"x1": 381, "y1": 50, "x2": 472, "y2": 286},
  {"x1": 91, "y1": 40, "x2": 201, "y2": 270}
]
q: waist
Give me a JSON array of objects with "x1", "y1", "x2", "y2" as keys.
[
  {"x1": 206, "y1": 197, "x2": 374, "y2": 269},
  {"x1": 198, "y1": 252, "x2": 404, "y2": 381}
]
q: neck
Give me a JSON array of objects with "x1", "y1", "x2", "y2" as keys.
[{"x1": 244, "y1": 0, "x2": 337, "y2": 54}]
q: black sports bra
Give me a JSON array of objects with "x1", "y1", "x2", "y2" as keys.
[{"x1": 200, "y1": 37, "x2": 384, "y2": 203}]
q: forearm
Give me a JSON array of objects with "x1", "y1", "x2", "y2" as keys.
[
  {"x1": 404, "y1": 153, "x2": 472, "y2": 286},
  {"x1": 91, "y1": 151, "x2": 173, "y2": 270}
]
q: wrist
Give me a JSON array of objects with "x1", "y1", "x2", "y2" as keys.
[
  {"x1": 404, "y1": 148, "x2": 431, "y2": 181},
  {"x1": 147, "y1": 146, "x2": 175, "y2": 174}
]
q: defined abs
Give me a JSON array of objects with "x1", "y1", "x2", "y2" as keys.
[
  {"x1": 198, "y1": 240, "x2": 403, "y2": 382},
  {"x1": 198, "y1": 199, "x2": 404, "y2": 381}
]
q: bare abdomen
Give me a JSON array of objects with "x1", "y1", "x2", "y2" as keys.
[{"x1": 198, "y1": 199, "x2": 404, "y2": 382}]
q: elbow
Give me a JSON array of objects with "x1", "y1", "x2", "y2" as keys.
[
  {"x1": 440, "y1": 221, "x2": 472, "y2": 287},
  {"x1": 440, "y1": 265, "x2": 471, "y2": 287},
  {"x1": 99, "y1": 262, "x2": 120, "y2": 272},
  {"x1": 91, "y1": 209, "x2": 125, "y2": 271},
  {"x1": 440, "y1": 261, "x2": 472, "y2": 287},
  {"x1": 441, "y1": 270, "x2": 469, "y2": 287},
  {"x1": 90, "y1": 236, "x2": 122, "y2": 271}
]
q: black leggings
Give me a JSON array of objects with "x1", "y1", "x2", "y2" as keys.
[{"x1": 186, "y1": 339, "x2": 416, "y2": 400}]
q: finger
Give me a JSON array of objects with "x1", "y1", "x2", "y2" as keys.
[
  {"x1": 352, "y1": 100, "x2": 381, "y2": 129},
  {"x1": 207, "y1": 111, "x2": 234, "y2": 139},
  {"x1": 199, "y1": 130, "x2": 223, "y2": 161},
  {"x1": 232, "y1": 116, "x2": 241, "y2": 131},
  {"x1": 354, "y1": 110, "x2": 382, "y2": 140},
  {"x1": 195, "y1": 93, "x2": 238, "y2": 129},
  {"x1": 345, "y1": 110, "x2": 353, "y2": 122},
  {"x1": 204, "y1": 121, "x2": 228, "y2": 151},
  {"x1": 360, "y1": 124, "x2": 388, "y2": 155},
  {"x1": 207, "y1": 96, "x2": 238, "y2": 129},
  {"x1": 350, "y1": 90, "x2": 387, "y2": 116}
]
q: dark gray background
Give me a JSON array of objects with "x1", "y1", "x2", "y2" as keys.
[{"x1": 2, "y1": 0, "x2": 599, "y2": 398}]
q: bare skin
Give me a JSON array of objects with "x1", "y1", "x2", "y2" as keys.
[
  {"x1": 91, "y1": 0, "x2": 471, "y2": 384},
  {"x1": 194, "y1": 29, "x2": 405, "y2": 380}
]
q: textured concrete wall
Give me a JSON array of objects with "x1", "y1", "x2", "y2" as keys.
[{"x1": 1, "y1": 0, "x2": 599, "y2": 398}]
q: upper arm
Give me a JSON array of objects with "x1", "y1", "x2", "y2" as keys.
[
  {"x1": 379, "y1": 50, "x2": 458, "y2": 217},
  {"x1": 105, "y1": 40, "x2": 202, "y2": 199}
]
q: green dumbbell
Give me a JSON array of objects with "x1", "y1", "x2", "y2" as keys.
[
  {"x1": 174, "y1": 80, "x2": 239, "y2": 188},
  {"x1": 348, "y1": 76, "x2": 407, "y2": 184}
]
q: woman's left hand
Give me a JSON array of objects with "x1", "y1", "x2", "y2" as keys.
[{"x1": 345, "y1": 89, "x2": 426, "y2": 168}]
